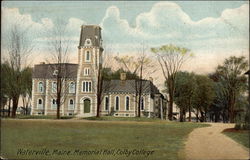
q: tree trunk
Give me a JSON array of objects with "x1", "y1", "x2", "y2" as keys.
[
  {"x1": 168, "y1": 79, "x2": 174, "y2": 121},
  {"x1": 179, "y1": 108, "x2": 184, "y2": 122},
  {"x1": 11, "y1": 96, "x2": 19, "y2": 118},
  {"x1": 196, "y1": 108, "x2": 199, "y2": 122},
  {"x1": 138, "y1": 95, "x2": 141, "y2": 117},
  {"x1": 96, "y1": 97, "x2": 101, "y2": 117},
  {"x1": 96, "y1": 70, "x2": 101, "y2": 118},
  {"x1": 188, "y1": 104, "x2": 191, "y2": 122},
  {"x1": 138, "y1": 65, "x2": 143, "y2": 118},
  {"x1": 160, "y1": 99, "x2": 163, "y2": 120},
  {"x1": 229, "y1": 92, "x2": 236, "y2": 123},
  {"x1": 204, "y1": 109, "x2": 207, "y2": 122},
  {"x1": 168, "y1": 96, "x2": 173, "y2": 120},
  {"x1": 8, "y1": 98, "x2": 11, "y2": 117},
  {"x1": 56, "y1": 103, "x2": 60, "y2": 119}
]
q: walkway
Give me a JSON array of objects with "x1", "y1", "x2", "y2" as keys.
[{"x1": 184, "y1": 123, "x2": 249, "y2": 160}]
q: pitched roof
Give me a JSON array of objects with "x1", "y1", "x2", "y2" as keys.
[
  {"x1": 32, "y1": 63, "x2": 78, "y2": 79},
  {"x1": 103, "y1": 80, "x2": 161, "y2": 95},
  {"x1": 79, "y1": 25, "x2": 102, "y2": 47}
]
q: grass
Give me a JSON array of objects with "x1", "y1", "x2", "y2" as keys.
[
  {"x1": 0, "y1": 119, "x2": 209, "y2": 160},
  {"x1": 6, "y1": 115, "x2": 75, "y2": 119},
  {"x1": 82, "y1": 116, "x2": 163, "y2": 122},
  {"x1": 223, "y1": 128, "x2": 249, "y2": 148}
]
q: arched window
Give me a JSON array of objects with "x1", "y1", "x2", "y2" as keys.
[
  {"x1": 105, "y1": 96, "x2": 109, "y2": 111},
  {"x1": 68, "y1": 99, "x2": 74, "y2": 110},
  {"x1": 52, "y1": 82, "x2": 57, "y2": 93},
  {"x1": 51, "y1": 99, "x2": 57, "y2": 109},
  {"x1": 141, "y1": 97, "x2": 144, "y2": 110},
  {"x1": 125, "y1": 96, "x2": 130, "y2": 111},
  {"x1": 84, "y1": 68, "x2": 90, "y2": 76},
  {"x1": 69, "y1": 82, "x2": 75, "y2": 93},
  {"x1": 38, "y1": 82, "x2": 44, "y2": 93},
  {"x1": 115, "y1": 96, "x2": 119, "y2": 111},
  {"x1": 37, "y1": 99, "x2": 43, "y2": 109},
  {"x1": 85, "y1": 51, "x2": 91, "y2": 62}
]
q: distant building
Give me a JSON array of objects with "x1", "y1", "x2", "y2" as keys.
[{"x1": 31, "y1": 25, "x2": 166, "y2": 117}]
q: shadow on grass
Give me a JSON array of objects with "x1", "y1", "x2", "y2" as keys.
[{"x1": 3, "y1": 115, "x2": 75, "y2": 120}]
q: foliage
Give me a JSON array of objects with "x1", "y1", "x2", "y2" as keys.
[
  {"x1": 102, "y1": 68, "x2": 139, "y2": 80},
  {"x1": 174, "y1": 71, "x2": 196, "y2": 122},
  {"x1": 192, "y1": 74, "x2": 215, "y2": 122},
  {"x1": 151, "y1": 44, "x2": 193, "y2": 120},
  {"x1": 215, "y1": 56, "x2": 248, "y2": 123},
  {"x1": 1, "y1": 63, "x2": 10, "y2": 107},
  {"x1": 2, "y1": 23, "x2": 33, "y2": 117}
]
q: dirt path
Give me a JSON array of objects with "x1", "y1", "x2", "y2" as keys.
[{"x1": 184, "y1": 123, "x2": 249, "y2": 160}]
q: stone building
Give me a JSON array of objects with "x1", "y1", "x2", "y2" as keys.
[{"x1": 31, "y1": 25, "x2": 166, "y2": 117}]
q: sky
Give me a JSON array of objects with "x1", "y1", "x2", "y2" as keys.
[{"x1": 1, "y1": 1, "x2": 249, "y2": 78}]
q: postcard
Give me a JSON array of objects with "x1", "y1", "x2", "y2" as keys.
[{"x1": 1, "y1": 1, "x2": 249, "y2": 160}]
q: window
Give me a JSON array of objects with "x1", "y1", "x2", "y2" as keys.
[
  {"x1": 125, "y1": 96, "x2": 130, "y2": 111},
  {"x1": 53, "y1": 70, "x2": 58, "y2": 76},
  {"x1": 105, "y1": 96, "x2": 109, "y2": 111},
  {"x1": 68, "y1": 99, "x2": 74, "y2": 110},
  {"x1": 85, "y1": 39, "x2": 92, "y2": 46},
  {"x1": 85, "y1": 51, "x2": 91, "y2": 62},
  {"x1": 38, "y1": 82, "x2": 44, "y2": 93},
  {"x1": 37, "y1": 99, "x2": 43, "y2": 109},
  {"x1": 141, "y1": 97, "x2": 144, "y2": 110},
  {"x1": 115, "y1": 96, "x2": 119, "y2": 111},
  {"x1": 69, "y1": 82, "x2": 75, "y2": 93},
  {"x1": 84, "y1": 68, "x2": 90, "y2": 76},
  {"x1": 51, "y1": 99, "x2": 57, "y2": 109},
  {"x1": 82, "y1": 81, "x2": 92, "y2": 92},
  {"x1": 52, "y1": 82, "x2": 57, "y2": 93}
]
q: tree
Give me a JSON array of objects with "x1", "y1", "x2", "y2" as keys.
[
  {"x1": 43, "y1": 19, "x2": 72, "y2": 119},
  {"x1": 20, "y1": 67, "x2": 32, "y2": 115},
  {"x1": 95, "y1": 67, "x2": 138, "y2": 117},
  {"x1": 209, "y1": 73, "x2": 230, "y2": 123},
  {"x1": 151, "y1": 44, "x2": 193, "y2": 120},
  {"x1": 193, "y1": 75, "x2": 215, "y2": 122},
  {"x1": 215, "y1": 56, "x2": 248, "y2": 123},
  {"x1": 1, "y1": 63, "x2": 11, "y2": 117},
  {"x1": 95, "y1": 46, "x2": 113, "y2": 117},
  {"x1": 114, "y1": 47, "x2": 155, "y2": 117},
  {"x1": 2, "y1": 23, "x2": 33, "y2": 118},
  {"x1": 174, "y1": 71, "x2": 196, "y2": 122}
]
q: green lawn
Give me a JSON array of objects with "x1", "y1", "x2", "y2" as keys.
[
  {"x1": 83, "y1": 116, "x2": 163, "y2": 122},
  {"x1": 15, "y1": 115, "x2": 74, "y2": 119},
  {"x1": 1, "y1": 119, "x2": 208, "y2": 160},
  {"x1": 223, "y1": 130, "x2": 249, "y2": 148}
]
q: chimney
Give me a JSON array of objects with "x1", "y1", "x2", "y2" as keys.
[
  {"x1": 120, "y1": 72, "x2": 126, "y2": 81},
  {"x1": 40, "y1": 62, "x2": 45, "y2": 64}
]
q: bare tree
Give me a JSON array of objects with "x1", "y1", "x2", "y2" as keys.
[
  {"x1": 115, "y1": 43, "x2": 156, "y2": 117},
  {"x1": 2, "y1": 23, "x2": 33, "y2": 117},
  {"x1": 43, "y1": 19, "x2": 72, "y2": 119},
  {"x1": 95, "y1": 45, "x2": 116, "y2": 117},
  {"x1": 151, "y1": 44, "x2": 193, "y2": 120}
]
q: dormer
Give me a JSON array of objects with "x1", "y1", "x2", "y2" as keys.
[{"x1": 84, "y1": 38, "x2": 92, "y2": 46}]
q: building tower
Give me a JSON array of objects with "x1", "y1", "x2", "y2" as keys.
[{"x1": 75, "y1": 25, "x2": 103, "y2": 117}]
